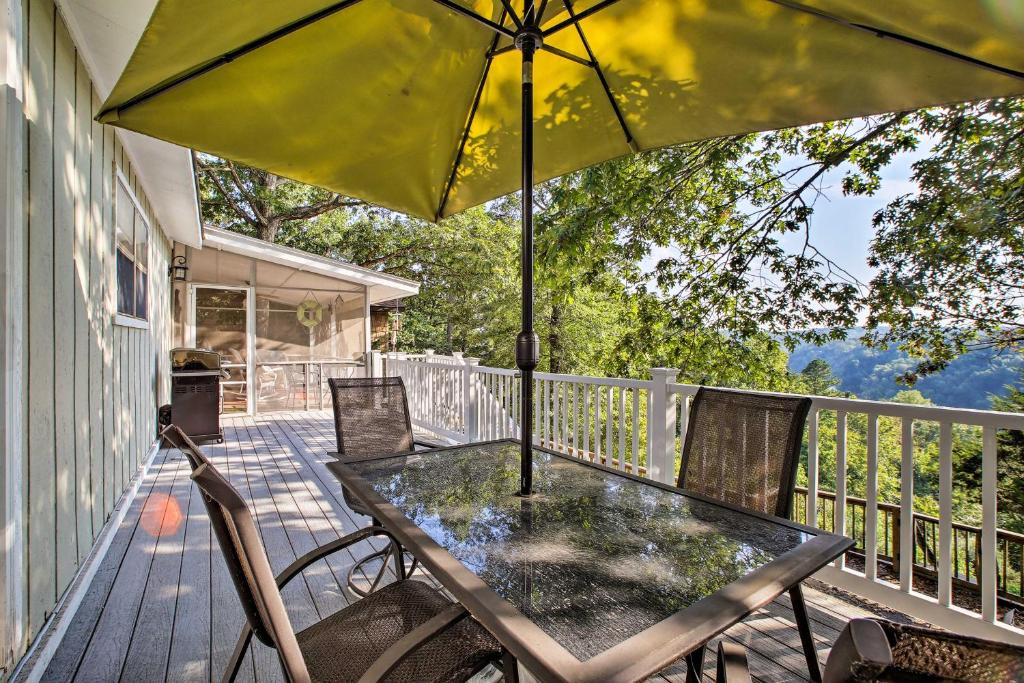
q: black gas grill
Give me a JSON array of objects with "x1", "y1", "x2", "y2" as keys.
[{"x1": 170, "y1": 348, "x2": 225, "y2": 444}]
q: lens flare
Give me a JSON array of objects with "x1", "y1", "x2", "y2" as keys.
[{"x1": 141, "y1": 493, "x2": 185, "y2": 537}]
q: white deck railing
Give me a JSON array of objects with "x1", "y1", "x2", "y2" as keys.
[{"x1": 373, "y1": 350, "x2": 1024, "y2": 644}]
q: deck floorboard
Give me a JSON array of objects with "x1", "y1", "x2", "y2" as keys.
[{"x1": 34, "y1": 411, "x2": 917, "y2": 683}]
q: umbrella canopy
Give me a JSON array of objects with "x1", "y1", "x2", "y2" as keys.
[
  {"x1": 100, "y1": 0, "x2": 1024, "y2": 222},
  {"x1": 100, "y1": 0, "x2": 1024, "y2": 494}
]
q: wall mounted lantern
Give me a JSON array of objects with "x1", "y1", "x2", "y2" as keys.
[{"x1": 169, "y1": 255, "x2": 189, "y2": 282}]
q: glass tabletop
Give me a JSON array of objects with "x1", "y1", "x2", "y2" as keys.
[{"x1": 345, "y1": 441, "x2": 814, "y2": 662}]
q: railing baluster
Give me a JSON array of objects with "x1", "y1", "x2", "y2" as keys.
[
  {"x1": 938, "y1": 421, "x2": 953, "y2": 607},
  {"x1": 631, "y1": 388, "x2": 640, "y2": 474},
  {"x1": 835, "y1": 410, "x2": 847, "y2": 569},
  {"x1": 594, "y1": 385, "x2": 602, "y2": 465},
  {"x1": 618, "y1": 387, "x2": 626, "y2": 470},
  {"x1": 602, "y1": 387, "x2": 610, "y2": 466},
  {"x1": 571, "y1": 382, "x2": 578, "y2": 457},
  {"x1": 565, "y1": 378, "x2": 573, "y2": 454},
  {"x1": 536, "y1": 376, "x2": 544, "y2": 446},
  {"x1": 807, "y1": 408, "x2": 819, "y2": 529},
  {"x1": 866, "y1": 413, "x2": 879, "y2": 581},
  {"x1": 514, "y1": 374, "x2": 521, "y2": 438},
  {"x1": 647, "y1": 390, "x2": 654, "y2": 473},
  {"x1": 483, "y1": 373, "x2": 490, "y2": 440},
  {"x1": 583, "y1": 383, "x2": 591, "y2": 459},
  {"x1": 900, "y1": 416, "x2": 914, "y2": 592},
  {"x1": 982, "y1": 425, "x2": 998, "y2": 622},
  {"x1": 494, "y1": 373, "x2": 500, "y2": 440},
  {"x1": 539, "y1": 379, "x2": 547, "y2": 446},
  {"x1": 552, "y1": 380, "x2": 561, "y2": 449}
]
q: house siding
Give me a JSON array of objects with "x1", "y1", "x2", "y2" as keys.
[{"x1": 6, "y1": 0, "x2": 174, "y2": 668}]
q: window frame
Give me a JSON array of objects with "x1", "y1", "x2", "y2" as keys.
[{"x1": 113, "y1": 167, "x2": 151, "y2": 327}]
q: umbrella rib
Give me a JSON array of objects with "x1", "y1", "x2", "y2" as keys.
[
  {"x1": 499, "y1": 0, "x2": 523, "y2": 29},
  {"x1": 430, "y1": 0, "x2": 516, "y2": 38},
  {"x1": 541, "y1": 0, "x2": 626, "y2": 37},
  {"x1": 765, "y1": 0, "x2": 1024, "y2": 82},
  {"x1": 536, "y1": 0, "x2": 550, "y2": 26},
  {"x1": 540, "y1": 44, "x2": 594, "y2": 68},
  {"x1": 97, "y1": 0, "x2": 367, "y2": 121},
  {"x1": 436, "y1": 12, "x2": 508, "y2": 219},
  {"x1": 562, "y1": 0, "x2": 637, "y2": 152}
]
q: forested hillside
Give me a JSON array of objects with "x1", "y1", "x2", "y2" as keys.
[{"x1": 789, "y1": 331, "x2": 1024, "y2": 409}]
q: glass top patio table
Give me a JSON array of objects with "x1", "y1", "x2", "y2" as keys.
[{"x1": 328, "y1": 440, "x2": 851, "y2": 683}]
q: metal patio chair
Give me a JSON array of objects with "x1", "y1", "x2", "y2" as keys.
[
  {"x1": 714, "y1": 617, "x2": 1024, "y2": 682},
  {"x1": 677, "y1": 387, "x2": 817, "y2": 681},
  {"x1": 328, "y1": 376, "x2": 432, "y2": 597},
  {"x1": 160, "y1": 425, "x2": 501, "y2": 683}
]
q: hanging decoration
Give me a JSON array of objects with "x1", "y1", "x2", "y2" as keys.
[{"x1": 296, "y1": 291, "x2": 323, "y2": 329}]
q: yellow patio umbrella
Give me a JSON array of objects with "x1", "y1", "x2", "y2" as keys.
[{"x1": 99, "y1": 0, "x2": 1024, "y2": 494}]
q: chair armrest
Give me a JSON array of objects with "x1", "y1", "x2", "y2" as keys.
[
  {"x1": 357, "y1": 604, "x2": 470, "y2": 683},
  {"x1": 823, "y1": 619, "x2": 892, "y2": 683},
  {"x1": 274, "y1": 526, "x2": 402, "y2": 589},
  {"x1": 715, "y1": 642, "x2": 751, "y2": 683}
]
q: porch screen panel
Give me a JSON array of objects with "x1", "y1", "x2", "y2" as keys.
[
  {"x1": 253, "y1": 288, "x2": 365, "y2": 412},
  {"x1": 253, "y1": 289, "x2": 365, "y2": 360}
]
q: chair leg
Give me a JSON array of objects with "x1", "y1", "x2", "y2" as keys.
[
  {"x1": 685, "y1": 645, "x2": 705, "y2": 683},
  {"x1": 346, "y1": 545, "x2": 394, "y2": 597},
  {"x1": 501, "y1": 651, "x2": 520, "y2": 683},
  {"x1": 222, "y1": 626, "x2": 253, "y2": 683},
  {"x1": 790, "y1": 583, "x2": 822, "y2": 682}
]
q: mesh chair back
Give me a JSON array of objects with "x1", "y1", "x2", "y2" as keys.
[
  {"x1": 161, "y1": 426, "x2": 310, "y2": 682},
  {"x1": 328, "y1": 377, "x2": 415, "y2": 456},
  {"x1": 677, "y1": 387, "x2": 812, "y2": 518}
]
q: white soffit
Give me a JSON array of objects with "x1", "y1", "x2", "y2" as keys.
[
  {"x1": 57, "y1": 0, "x2": 202, "y2": 247},
  {"x1": 201, "y1": 227, "x2": 420, "y2": 305}
]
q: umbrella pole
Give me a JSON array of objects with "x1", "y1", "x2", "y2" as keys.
[{"x1": 515, "y1": 29, "x2": 540, "y2": 497}]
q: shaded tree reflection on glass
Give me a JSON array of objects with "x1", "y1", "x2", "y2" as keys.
[{"x1": 350, "y1": 442, "x2": 811, "y2": 661}]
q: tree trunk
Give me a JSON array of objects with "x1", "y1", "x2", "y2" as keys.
[
  {"x1": 260, "y1": 215, "x2": 283, "y2": 243},
  {"x1": 549, "y1": 302, "x2": 564, "y2": 374}
]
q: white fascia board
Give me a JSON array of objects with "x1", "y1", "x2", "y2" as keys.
[
  {"x1": 56, "y1": 0, "x2": 202, "y2": 247},
  {"x1": 201, "y1": 227, "x2": 420, "y2": 305}
]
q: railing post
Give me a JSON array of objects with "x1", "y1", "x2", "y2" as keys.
[
  {"x1": 463, "y1": 357, "x2": 479, "y2": 443},
  {"x1": 649, "y1": 368, "x2": 679, "y2": 484},
  {"x1": 366, "y1": 349, "x2": 383, "y2": 378}
]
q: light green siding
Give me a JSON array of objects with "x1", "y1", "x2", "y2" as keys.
[{"x1": 11, "y1": 0, "x2": 175, "y2": 665}]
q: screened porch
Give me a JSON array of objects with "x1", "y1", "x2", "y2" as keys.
[{"x1": 171, "y1": 227, "x2": 418, "y2": 415}]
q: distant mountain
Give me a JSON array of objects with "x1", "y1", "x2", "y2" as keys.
[{"x1": 787, "y1": 330, "x2": 1024, "y2": 409}]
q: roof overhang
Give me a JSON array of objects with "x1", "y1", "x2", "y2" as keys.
[
  {"x1": 56, "y1": 0, "x2": 202, "y2": 247},
  {"x1": 200, "y1": 227, "x2": 420, "y2": 304}
]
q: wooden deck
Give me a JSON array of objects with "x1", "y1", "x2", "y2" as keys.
[{"x1": 30, "y1": 411, "x2": 917, "y2": 683}]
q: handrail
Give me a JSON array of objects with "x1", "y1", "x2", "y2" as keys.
[
  {"x1": 381, "y1": 350, "x2": 1024, "y2": 639},
  {"x1": 669, "y1": 381, "x2": 1024, "y2": 431}
]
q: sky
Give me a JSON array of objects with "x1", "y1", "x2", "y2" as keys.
[
  {"x1": 775, "y1": 145, "x2": 931, "y2": 288},
  {"x1": 642, "y1": 140, "x2": 932, "y2": 318}
]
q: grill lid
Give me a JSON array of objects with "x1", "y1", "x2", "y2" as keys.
[{"x1": 171, "y1": 348, "x2": 223, "y2": 372}]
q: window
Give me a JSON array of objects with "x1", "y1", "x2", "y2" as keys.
[{"x1": 115, "y1": 174, "x2": 149, "y2": 321}]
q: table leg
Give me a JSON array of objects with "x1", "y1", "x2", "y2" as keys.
[
  {"x1": 790, "y1": 583, "x2": 822, "y2": 682},
  {"x1": 685, "y1": 645, "x2": 705, "y2": 683}
]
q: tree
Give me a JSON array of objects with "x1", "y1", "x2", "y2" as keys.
[
  {"x1": 194, "y1": 152, "x2": 364, "y2": 243},
  {"x1": 864, "y1": 98, "x2": 1024, "y2": 379},
  {"x1": 956, "y1": 379, "x2": 1024, "y2": 532},
  {"x1": 800, "y1": 359, "x2": 842, "y2": 396}
]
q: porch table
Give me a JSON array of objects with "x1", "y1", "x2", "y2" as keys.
[{"x1": 326, "y1": 440, "x2": 852, "y2": 683}]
